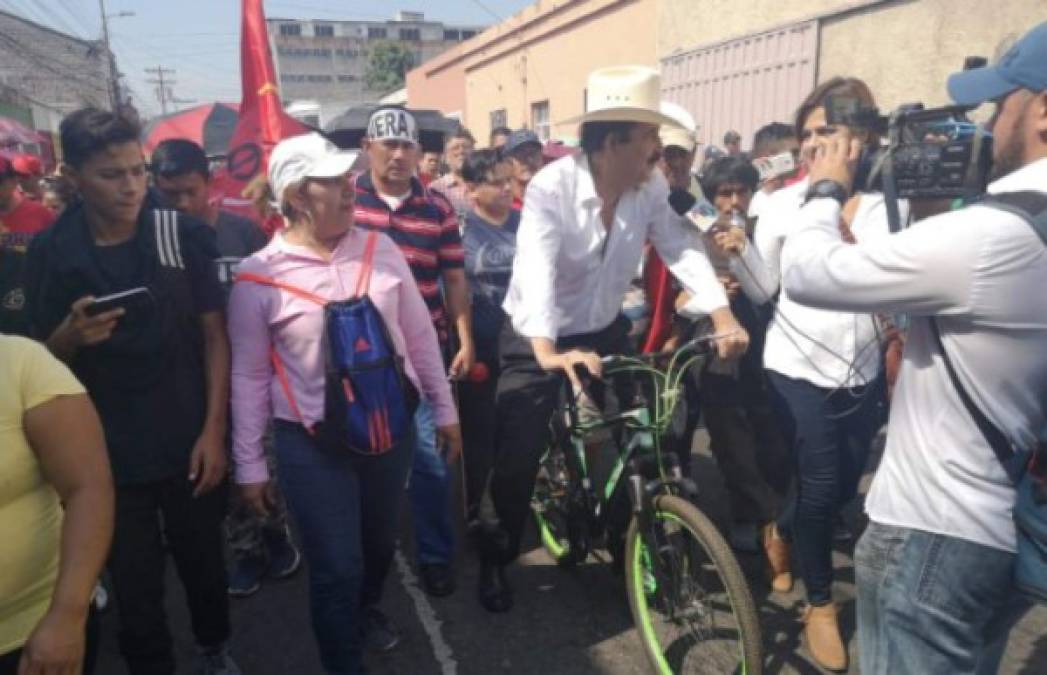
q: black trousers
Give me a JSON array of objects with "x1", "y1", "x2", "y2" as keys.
[
  {"x1": 701, "y1": 369, "x2": 792, "y2": 525},
  {"x1": 108, "y1": 476, "x2": 230, "y2": 675},
  {"x1": 458, "y1": 346, "x2": 500, "y2": 523},
  {"x1": 485, "y1": 316, "x2": 632, "y2": 565}
]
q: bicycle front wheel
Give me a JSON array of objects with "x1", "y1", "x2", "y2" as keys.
[{"x1": 625, "y1": 495, "x2": 762, "y2": 675}]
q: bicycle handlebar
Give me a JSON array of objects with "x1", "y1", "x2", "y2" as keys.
[{"x1": 599, "y1": 331, "x2": 727, "y2": 368}]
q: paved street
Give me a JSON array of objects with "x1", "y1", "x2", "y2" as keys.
[{"x1": 96, "y1": 431, "x2": 1047, "y2": 674}]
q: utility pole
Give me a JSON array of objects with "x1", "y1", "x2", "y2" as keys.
[
  {"x1": 98, "y1": 0, "x2": 118, "y2": 110},
  {"x1": 98, "y1": 0, "x2": 134, "y2": 111},
  {"x1": 145, "y1": 66, "x2": 177, "y2": 115}
]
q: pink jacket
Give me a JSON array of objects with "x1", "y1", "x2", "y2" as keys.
[{"x1": 228, "y1": 227, "x2": 457, "y2": 484}]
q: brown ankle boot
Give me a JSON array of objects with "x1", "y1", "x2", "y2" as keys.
[
  {"x1": 802, "y1": 603, "x2": 848, "y2": 672},
  {"x1": 762, "y1": 523, "x2": 792, "y2": 593}
]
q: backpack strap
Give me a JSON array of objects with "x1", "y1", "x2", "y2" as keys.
[
  {"x1": 353, "y1": 230, "x2": 379, "y2": 298},
  {"x1": 235, "y1": 271, "x2": 324, "y2": 434},
  {"x1": 269, "y1": 349, "x2": 314, "y2": 435},
  {"x1": 979, "y1": 191, "x2": 1047, "y2": 247},
  {"x1": 235, "y1": 272, "x2": 328, "y2": 305}
]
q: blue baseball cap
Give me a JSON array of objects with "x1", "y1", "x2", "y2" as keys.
[
  {"x1": 504, "y1": 129, "x2": 541, "y2": 155},
  {"x1": 948, "y1": 21, "x2": 1047, "y2": 106}
]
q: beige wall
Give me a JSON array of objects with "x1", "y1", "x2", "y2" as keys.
[
  {"x1": 465, "y1": 0, "x2": 658, "y2": 143},
  {"x1": 657, "y1": 0, "x2": 853, "y2": 56},
  {"x1": 658, "y1": 0, "x2": 1046, "y2": 121},
  {"x1": 407, "y1": 0, "x2": 658, "y2": 144},
  {"x1": 820, "y1": 0, "x2": 1047, "y2": 110},
  {"x1": 406, "y1": 51, "x2": 466, "y2": 116}
]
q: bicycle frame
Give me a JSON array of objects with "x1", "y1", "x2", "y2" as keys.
[{"x1": 550, "y1": 337, "x2": 710, "y2": 531}]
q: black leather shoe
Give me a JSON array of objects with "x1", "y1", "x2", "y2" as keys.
[
  {"x1": 478, "y1": 562, "x2": 512, "y2": 613},
  {"x1": 419, "y1": 563, "x2": 456, "y2": 597}
]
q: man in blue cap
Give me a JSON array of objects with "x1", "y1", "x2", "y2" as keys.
[
  {"x1": 502, "y1": 129, "x2": 543, "y2": 210},
  {"x1": 775, "y1": 20, "x2": 1047, "y2": 674}
]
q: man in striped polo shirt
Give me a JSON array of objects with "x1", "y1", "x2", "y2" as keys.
[{"x1": 354, "y1": 106, "x2": 475, "y2": 603}]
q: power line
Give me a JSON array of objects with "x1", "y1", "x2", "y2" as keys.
[
  {"x1": 144, "y1": 66, "x2": 177, "y2": 114},
  {"x1": 267, "y1": 2, "x2": 386, "y2": 19},
  {"x1": 0, "y1": 31, "x2": 109, "y2": 94},
  {"x1": 464, "y1": 0, "x2": 503, "y2": 24},
  {"x1": 56, "y1": 0, "x2": 96, "y2": 35}
]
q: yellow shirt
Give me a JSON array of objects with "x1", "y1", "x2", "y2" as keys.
[{"x1": 0, "y1": 335, "x2": 85, "y2": 654}]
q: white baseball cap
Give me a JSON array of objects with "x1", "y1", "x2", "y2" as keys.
[{"x1": 268, "y1": 132, "x2": 360, "y2": 205}]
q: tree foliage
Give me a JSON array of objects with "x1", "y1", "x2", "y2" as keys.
[{"x1": 364, "y1": 41, "x2": 415, "y2": 94}]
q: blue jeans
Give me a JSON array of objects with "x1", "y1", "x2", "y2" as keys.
[
  {"x1": 767, "y1": 370, "x2": 884, "y2": 605},
  {"x1": 855, "y1": 521, "x2": 1029, "y2": 675},
  {"x1": 409, "y1": 399, "x2": 455, "y2": 565},
  {"x1": 273, "y1": 421, "x2": 413, "y2": 675}
]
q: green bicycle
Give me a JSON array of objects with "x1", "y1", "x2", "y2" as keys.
[{"x1": 530, "y1": 335, "x2": 763, "y2": 675}]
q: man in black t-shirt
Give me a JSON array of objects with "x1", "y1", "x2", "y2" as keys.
[
  {"x1": 24, "y1": 108, "x2": 240, "y2": 675},
  {"x1": 151, "y1": 138, "x2": 302, "y2": 598},
  {"x1": 150, "y1": 139, "x2": 268, "y2": 259}
]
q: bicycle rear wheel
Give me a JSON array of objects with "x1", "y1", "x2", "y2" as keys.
[{"x1": 625, "y1": 495, "x2": 762, "y2": 675}]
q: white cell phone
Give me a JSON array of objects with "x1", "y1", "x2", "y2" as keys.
[
  {"x1": 753, "y1": 151, "x2": 797, "y2": 181},
  {"x1": 85, "y1": 287, "x2": 153, "y2": 317}
]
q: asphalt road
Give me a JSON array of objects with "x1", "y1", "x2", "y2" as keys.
[{"x1": 95, "y1": 430, "x2": 1047, "y2": 674}]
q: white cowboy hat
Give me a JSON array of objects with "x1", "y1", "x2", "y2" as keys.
[
  {"x1": 558, "y1": 65, "x2": 684, "y2": 128},
  {"x1": 659, "y1": 101, "x2": 698, "y2": 151}
]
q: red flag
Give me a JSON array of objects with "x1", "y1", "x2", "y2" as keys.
[
  {"x1": 215, "y1": 0, "x2": 306, "y2": 220},
  {"x1": 641, "y1": 249, "x2": 676, "y2": 353}
]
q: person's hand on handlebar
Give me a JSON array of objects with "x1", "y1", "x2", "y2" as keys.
[
  {"x1": 542, "y1": 349, "x2": 603, "y2": 392},
  {"x1": 709, "y1": 307, "x2": 750, "y2": 361},
  {"x1": 532, "y1": 337, "x2": 603, "y2": 392}
]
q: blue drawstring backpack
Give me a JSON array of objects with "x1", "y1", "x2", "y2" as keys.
[{"x1": 238, "y1": 231, "x2": 418, "y2": 455}]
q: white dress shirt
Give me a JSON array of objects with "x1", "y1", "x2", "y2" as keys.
[
  {"x1": 748, "y1": 187, "x2": 771, "y2": 220},
  {"x1": 741, "y1": 178, "x2": 899, "y2": 388},
  {"x1": 503, "y1": 154, "x2": 728, "y2": 340},
  {"x1": 780, "y1": 158, "x2": 1047, "y2": 552}
]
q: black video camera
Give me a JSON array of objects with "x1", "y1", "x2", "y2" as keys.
[{"x1": 824, "y1": 94, "x2": 994, "y2": 202}]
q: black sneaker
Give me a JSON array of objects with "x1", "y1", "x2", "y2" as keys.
[
  {"x1": 477, "y1": 562, "x2": 512, "y2": 613},
  {"x1": 419, "y1": 563, "x2": 456, "y2": 597},
  {"x1": 228, "y1": 554, "x2": 266, "y2": 597},
  {"x1": 264, "y1": 525, "x2": 302, "y2": 580},
  {"x1": 362, "y1": 606, "x2": 400, "y2": 653}
]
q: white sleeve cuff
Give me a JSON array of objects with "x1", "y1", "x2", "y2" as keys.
[{"x1": 677, "y1": 286, "x2": 728, "y2": 319}]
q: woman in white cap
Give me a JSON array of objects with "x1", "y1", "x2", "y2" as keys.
[{"x1": 227, "y1": 132, "x2": 461, "y2": 674}]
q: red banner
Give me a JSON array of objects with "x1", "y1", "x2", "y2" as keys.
[{"x1": 215, "y1": 0, "x2": 306, "y2": 221}]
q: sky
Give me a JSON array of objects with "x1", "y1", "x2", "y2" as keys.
[{"x1": 1, "y1": 0, "x2": 536, "y2": 118}]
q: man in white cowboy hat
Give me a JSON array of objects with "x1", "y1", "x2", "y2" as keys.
[{"x1": 475, "y1": 65, "x2": 751, "y2": 612}]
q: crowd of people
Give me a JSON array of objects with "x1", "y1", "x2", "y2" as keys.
[{"x1": 0, "y1": 18, "x2": 1045, "y2": 675}]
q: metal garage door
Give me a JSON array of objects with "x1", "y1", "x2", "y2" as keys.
[{"x1": 661, "y1": 20, "x2": 819, "y2": 153}]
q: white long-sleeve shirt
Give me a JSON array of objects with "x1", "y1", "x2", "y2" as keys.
[
  {"x1": 741, "y1": 178, "x2": 899, "y2": 388},
  {"x1": 780, "y1": 158, "x2": 1047, "y2": 552},
  {"x1": 503, "y1": 154, "x2": 727, "y2": 340}
]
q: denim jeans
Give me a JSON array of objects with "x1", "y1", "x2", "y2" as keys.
[
  {"x1": 408, "y1": 399, "x2": 455, "y2": 565},
  {"x1": 767, "y1": 370, "x2": 884, "y2": 605},
  {"x1": 855, "y1": 521, "x2": 1030, "y2": 675},
  {"x1": 273, "y1": 421, "x2": 413, "y2": 675}
]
